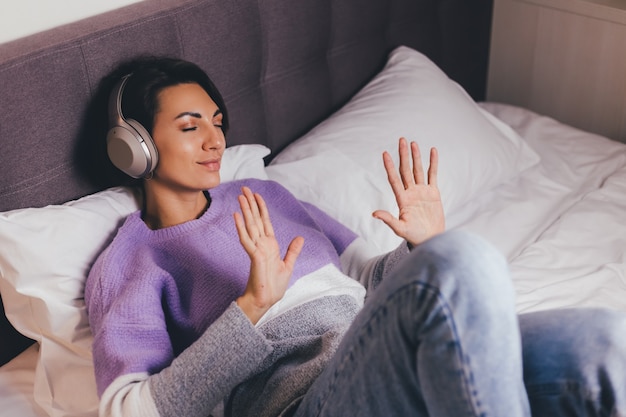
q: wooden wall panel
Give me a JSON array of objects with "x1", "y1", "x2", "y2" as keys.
[{"x1": 488, "y1": 0, "x2": 626, "y2": 143}]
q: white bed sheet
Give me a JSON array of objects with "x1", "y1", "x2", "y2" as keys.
[
  {"x1": 456, "y1": 102, "x2": 626, "y2": 314},
  {"x1": 1, "y1": 102, "x2": 625, "y2": 415}
]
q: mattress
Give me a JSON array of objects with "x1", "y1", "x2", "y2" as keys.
[{"x1": 1, "y1": 102, "x2": 625, "y2": 415}]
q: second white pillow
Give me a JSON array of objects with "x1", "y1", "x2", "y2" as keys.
[{"x1": 267, "y1": 46, "x2": 539, "y2": 253}]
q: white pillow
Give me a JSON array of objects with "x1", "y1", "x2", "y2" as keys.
[
  {"x1": 266, "y1": 46, "x2": 539, "y2": 254},
  {"x1": 220, "y1": 144, "x2": 270, "y2": 182},
  {"x1": 0, "y1": 144, "x2": 269, "y2": 417}
]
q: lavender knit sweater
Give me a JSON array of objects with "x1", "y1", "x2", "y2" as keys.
[{"x1": 85, "y1": 179, "x2": 409, "y2": 417}]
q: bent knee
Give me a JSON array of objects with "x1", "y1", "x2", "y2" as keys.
[
  {"x1": 522, "y1": 308, "x2": 626, "y2": 373},
  {"x1": 589, "y1": 309, "x2": 626, "y2": 360},
  {"x1": 416, "y1": 231, "x2": 510, "y2": 287},
  {"x1": 404, "y1": 230, "x2": 514, "y2": 308},
  {"x1": 419, "y1": 231, "x2": 506, "y2": 268},
  {"x1": 522, "y1": 308, "x2": 626, "y2": 415}
]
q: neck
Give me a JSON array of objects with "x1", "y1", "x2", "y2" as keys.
[{"x1": 142, "y1": 184, "x2": 210, "y2": 230}]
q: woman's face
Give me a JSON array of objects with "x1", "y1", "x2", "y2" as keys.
[{"x1": 150, "y1": 82, "x2": 225, "y2": 194}]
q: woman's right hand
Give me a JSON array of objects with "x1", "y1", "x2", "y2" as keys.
[{"x1": 234, "y1": 186, "x2": 304, "y2": 324}]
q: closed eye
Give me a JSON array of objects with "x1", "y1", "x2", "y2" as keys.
[
  {"x1": 182, "y1": 126, "x2": 197, "y2": 132},
  {"x1": 213, "y1": 109, "x2": 223, "y2": 129}
]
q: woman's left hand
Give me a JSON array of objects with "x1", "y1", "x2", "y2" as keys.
[{"x1": 372, "y1": 137, "x2": 445, "y2": 248}]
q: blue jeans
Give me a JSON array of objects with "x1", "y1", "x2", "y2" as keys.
[{"x1": 294, "y1": 231, "x2": 626, "y2": 417}]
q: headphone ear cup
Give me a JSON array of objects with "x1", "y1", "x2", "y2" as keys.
[
  {"x1": 126, "y1": 118, "x2": 158, "y2": 173},
  {"x1": 106, "y1": 119, "x2": 158, "y2": 178}
]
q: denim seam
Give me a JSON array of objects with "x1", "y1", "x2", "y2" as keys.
[
  {"x1": 312, "y1": 280, "x2": 485, "y2": 417},
  {"x1": 412, "y1": 281, "x2": 486, "y2": 417}
]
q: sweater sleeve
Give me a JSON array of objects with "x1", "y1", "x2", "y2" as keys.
[
  {"x1": 150, "y1": 302, "x2": 272, "y2": 417},
  {"x1": 97, "y1": 303, "x2": 272, "y2": 417},
  {"x1": 340, "y1": 237, "x2": 410, "y2": 291}
]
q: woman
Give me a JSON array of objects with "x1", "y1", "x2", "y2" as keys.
[{"x1": 86, "y1": 57, "x2": 626, "y2": 417}]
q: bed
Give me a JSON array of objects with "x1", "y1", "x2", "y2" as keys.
[{"x1": 1, "y1": 0, "x2": 625, "y2": 416}]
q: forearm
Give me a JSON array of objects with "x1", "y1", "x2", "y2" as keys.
[
  {"x1": 340, "y1": 238, "x2": 410, "y2": 291},
  {"x1": 151, "y1": 302, "x2": 273, "y2": 417},
  {"x1": 99, "y1": 302, "x2": 273, "y2": 417}
]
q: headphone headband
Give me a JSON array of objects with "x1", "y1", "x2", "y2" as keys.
[{"x1": 108, "y1": 74, "x2": 131, "y2": 127}]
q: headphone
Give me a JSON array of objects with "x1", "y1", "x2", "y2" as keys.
[{"x1": 106, "y1": 74, "x2": 159, "y2": 178}]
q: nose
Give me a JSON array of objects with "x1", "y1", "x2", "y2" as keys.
[{"x1": 202, "y1": 124, "x2": 225, "y2": 151}]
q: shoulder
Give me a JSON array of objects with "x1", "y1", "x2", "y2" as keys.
[
  {"x1": 85, "y1": 212, "x2": 154, "y2": 304},
  {"x1": 93, "y1": 212, "x2": 147, "y2": 267}
]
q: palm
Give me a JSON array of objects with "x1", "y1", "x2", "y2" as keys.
[
  {"x1": 246, "y1": 233, "x2": 293, "y2": 306},
  {"x1": 234, "y1": 186, "x2": 304, "y2": 323},
  {"x1": 373, "y1": 138, "x2": 445, "y2": 247}
]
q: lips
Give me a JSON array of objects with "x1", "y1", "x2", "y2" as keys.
[{"x1": 198, "y1": 158, "x2": 221, "y2": 171}]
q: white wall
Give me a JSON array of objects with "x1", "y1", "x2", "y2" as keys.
[{"x1": 0, "y1": 0, "x2": 145, "y2": 44}]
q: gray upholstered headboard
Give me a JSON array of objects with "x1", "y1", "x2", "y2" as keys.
[{"x1": 0, "y1": 0, "x2": 493, "y2": 365}]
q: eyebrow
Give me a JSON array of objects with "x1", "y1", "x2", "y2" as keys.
[{"x1": 174, "y1": 109, "x2": 222, "y2": 120}]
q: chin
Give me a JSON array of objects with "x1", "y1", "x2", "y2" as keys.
[{"x1": 201, "y1": 176, "x2": 221, "y2": 190}]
